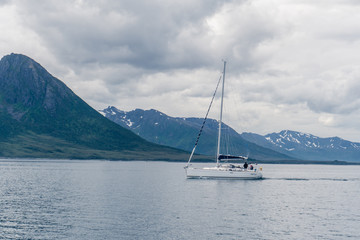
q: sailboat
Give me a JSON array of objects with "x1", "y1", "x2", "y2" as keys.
[{"x1": 184, "y1": 61, "x2": 263, "y2": 179}]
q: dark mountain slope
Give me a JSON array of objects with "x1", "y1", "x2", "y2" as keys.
[
  {"x1": 100, "y1": 107, "x2": 295, "y2": 161},
  {"x1": 0, "y1": 53, "x2": 189, "y2": 160}
]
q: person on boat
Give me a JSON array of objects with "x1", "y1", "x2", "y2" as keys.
[
  {"x1": 249, "y1": 165, "x2": 253, "y2": 170},
  {"x1": 243, "y1": 162, "x2": 248, "y2": 169}
]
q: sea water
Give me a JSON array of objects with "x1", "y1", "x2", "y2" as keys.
[{"x1": 0, "y1": 160, "x2": 359, "y2": 240}]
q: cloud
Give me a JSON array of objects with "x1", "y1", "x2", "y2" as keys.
[
  {"x1": 10, "y1": 0, "x2": 280, "y2": 105},
  {"x1": 14, "y1": 0, "x2": 232, "y2": 69},
  {"x1": 229, "y1": 0, "x2": 360, "y2": 117},
  {"x1": 2, "y1": 0, "x2": 360, "y2": 141},
  {"x1": 318, "y1": 114, "x2": 337, "y2": 127},
  {"x1": 0, "y1": 0, "x2": 10, "y2": 5},
  {"x1": 12, "y1": 0, "x2": 284, "y2": 72}
]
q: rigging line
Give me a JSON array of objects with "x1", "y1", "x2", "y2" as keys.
[{"x1": 186, "y1": 74, "x2": 222, "y2": 166}]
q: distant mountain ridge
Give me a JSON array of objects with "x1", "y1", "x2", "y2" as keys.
[
  {"x1": 100, "y1": 106, "x2": 295, "y2": 161},
  {"x1": 101, "y1": 107, "x2": 360, "y2": 162},
  {"x1": 0, "y1": 53, "x2": 189, "y2": 160},
  {"x1": 241, "y1": 130, "x2": 360, "y2": 162}
]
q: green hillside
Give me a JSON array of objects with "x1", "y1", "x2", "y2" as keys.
[{"x1": 0, "y1": 53, "x2": 195, "y2": 161}]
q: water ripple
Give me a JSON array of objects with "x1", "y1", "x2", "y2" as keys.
[{"x1": 265, "y1": 177, "x2": 360, "y2": 181}]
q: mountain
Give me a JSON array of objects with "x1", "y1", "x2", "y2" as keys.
[
  {"x1": 0, "y1": 53, "x2": 190, "y2": 161},
  {"x1": 100, "y1": 106, "x2": 295, "y2": 161},
  {"x1": 241, "y1": 130, "x2": 360, "y2": 162}
]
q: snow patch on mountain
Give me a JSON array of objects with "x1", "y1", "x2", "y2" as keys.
[
  {"x1": 262, "y1": 130, "x2": 360, "y2": 160},
  {"x1": 240, "y1": 129, "x2": 360, "y2": 161},
  {"x1": 126, "y1": 119, "x2": 134, "y2": 127}
]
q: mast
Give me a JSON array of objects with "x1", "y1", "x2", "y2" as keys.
[{"x1": 216, "y1": 61, "x2": 226, "y2": 166}]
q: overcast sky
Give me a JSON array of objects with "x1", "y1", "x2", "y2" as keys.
[{"x1": 1, "y1": 0, "x2": 360, "y2": 141}]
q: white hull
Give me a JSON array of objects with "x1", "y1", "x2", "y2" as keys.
[{"x1": 185, "y1": 166, "x2": 263, "y2": 179}]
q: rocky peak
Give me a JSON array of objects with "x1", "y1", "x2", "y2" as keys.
[{"x1": 0, "y1": 53, "x2": 75, "y2": 118}]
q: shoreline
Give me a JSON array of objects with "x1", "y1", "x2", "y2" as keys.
[{"x1": 1, "y1": 157, "x2": 359, "y2": 165}]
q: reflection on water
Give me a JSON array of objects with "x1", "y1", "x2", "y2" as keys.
[{"x1": 0, "y1": 160, "x2": 359, "y2": 239}]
